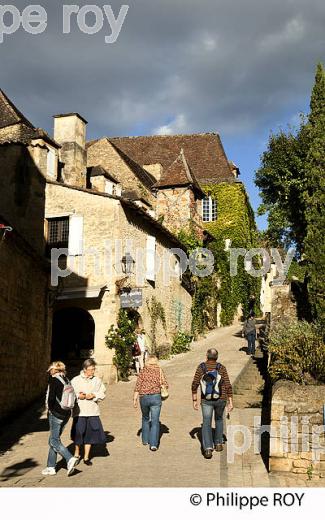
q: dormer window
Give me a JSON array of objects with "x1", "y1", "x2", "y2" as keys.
[{"x1": 202, "y1": 196, "x2": 217, "y2": 222}]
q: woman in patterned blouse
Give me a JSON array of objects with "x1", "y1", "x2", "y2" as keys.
[{"x1": 133, "y1": 355, "x2": 168, "y2": 451}]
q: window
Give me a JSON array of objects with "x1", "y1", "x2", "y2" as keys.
[
  {"x1": 46, "y1": 215, "x2": 83, "y2": 256},
  {"x1": 47, "y1": 217, "x2": 69, "y2": 249},
  {"x1": 202, "y1": 196, "x2": 217, "y2": 222}
]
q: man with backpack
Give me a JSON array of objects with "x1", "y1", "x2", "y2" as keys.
[
  {"x1": 42, "y1": 361, "x2": 79, "y2": 476},
  {"x1": 191, "y1": 348, "x2": 233, "y2": 459}
]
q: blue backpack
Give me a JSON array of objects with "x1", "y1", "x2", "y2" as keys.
[{"x1": 200, "y1": 362, "x2": 222, "y2": 400}]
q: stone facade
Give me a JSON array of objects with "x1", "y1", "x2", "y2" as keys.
[
  {"x1": 0, "y1": 142, "x2": 51, "y2": 423},
  {"x1": 45, "y1": 182, "x2": 192, "y2": 384},
  {"x1": 270, "y1": 283, "x2": 298, "y2": 326},
  {"x1": 269, "y1": 381, "x2": 325, "y2": 480}
]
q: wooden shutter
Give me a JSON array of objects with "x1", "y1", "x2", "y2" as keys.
[
  {"x1": 146, "y1": 235, "x2": 156, "y2": 281},
  {"x1": 68, "y1": 215, "x2": 84, "y2": 255}
]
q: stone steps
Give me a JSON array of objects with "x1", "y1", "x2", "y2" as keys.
[{"x1": 233, "y1": 349, "x2": 267, "y2": 409}]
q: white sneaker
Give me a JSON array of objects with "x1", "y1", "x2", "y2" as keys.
[
  {"x1": 67, "y1": 456, "x2": 78, "y2": 476},
  {"x1": 41, "y1": 467, "x2": 56, "y2": 476}
]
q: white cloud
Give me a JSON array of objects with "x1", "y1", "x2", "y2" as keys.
[
  {"x1": 260, "y1": 16, "x2": 305, "y2": 53},
  {"x1": 153, "y1": 114, "x2": 188, "y2": 135}
]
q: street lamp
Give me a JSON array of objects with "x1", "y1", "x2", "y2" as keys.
[{"x1": 121, "y1": 252, "x2": 135, "y2": 275}]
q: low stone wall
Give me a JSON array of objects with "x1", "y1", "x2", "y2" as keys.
[{"x1": 269, "y1": 381, "x2": 325, "y2": 480}]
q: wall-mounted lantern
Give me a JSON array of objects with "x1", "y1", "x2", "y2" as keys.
[{"x1": 121, "y1": 252, "x2": 135, "y2": 275}]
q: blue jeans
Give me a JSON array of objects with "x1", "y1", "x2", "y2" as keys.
[
  {"x1": 201, "y1": 399, "x2": 226, "y2": 450},
  {"x1": 247, "y1": 332, "x2": 256, "y2": 354},
  {"x1": 140, "y1": 394, "x2": 162, "y2": 448},
  {"x1": 47, "y1": 412, "x2": 72, "y2": 468}
]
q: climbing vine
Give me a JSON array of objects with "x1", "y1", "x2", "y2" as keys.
[
  {"x1": 203, "y1": 182, "x2": 261, "y2": 325},
  {"x1": 146, "y1": 296, "x2": 167, "y2": 353},
  {"x1": 105, "y1": 309, "x2": 137, "y2": 381},
  {"x1": 189, "y1": 183, "x2": 261, "y2": 333}
]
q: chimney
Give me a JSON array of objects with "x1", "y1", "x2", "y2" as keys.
[{"x1": 53, "y1": 113, "x2": 88, "y2": 187}]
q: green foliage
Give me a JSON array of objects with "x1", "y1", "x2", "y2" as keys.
[
  {"x1": 105, "y1": 309, "x2": 137, "y2": 381},
  {"x1": 268, "y1": 320, "x2": 325, "y2": 384},
  {"x1": 171, "y1": 331, "x2": 193, "y2": 355},
  {"x1": 303, "y1": 63, "x2": 325, "y2": 324},
  {"x1": 255, "y1": 63, "x2": 325, "y2": 323},
  {"x1": 191, "y1": 274, "x2": 219, "y2": 336},
  {"x1": 255, "y1": 125, "x2": 308, "y2": 251},
  {"x1": 177, "y1": 227, "x2": 202, "y2": 251},
  {"x1": 287, "y1": 259, "x2": 307, "y2": 282},
  {"x1": 202, "y1": 183, "x2": 261, "y2": 326},
  {"x1": 146, "y1": 296, "x2": 167, "y2": 352}
]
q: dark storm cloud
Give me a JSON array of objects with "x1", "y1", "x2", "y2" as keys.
[{"x1": 0, "y1": 0, "x2": 324, "y2": 138}]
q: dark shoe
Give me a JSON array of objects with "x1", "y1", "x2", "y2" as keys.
[
  {"x1": 84, "y1": 459, "x2": 93, "y2": 466},
  {"x1": 215, "y1": 444, "x2": 224, "y2": 452},
  {"x1": 74, "y1": 456, "x2": 81, "y2": 466},
  {"x1": 203, "y1": 449, "x2": 213, "y2": 459},
  {"x1": 150, "y1": 446, "x2": 158, "y2": 451}
]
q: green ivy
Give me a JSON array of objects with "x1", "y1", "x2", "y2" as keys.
[
  {"x1": 146, "y1": 296, "x2": 167, "y2": 352},
  {"x1": 171, "y1": 331, "x2": 193, "y2": 355},
  {"x1": 200, "y1": 182, "x2": 261, "y2": 327},
  {"x1": 105, "y1": 309, "x2": 137, "y2": 381}
]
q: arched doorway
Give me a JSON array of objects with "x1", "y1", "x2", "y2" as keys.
[{"x1": 51, "y1": 308, "x2": 95, "y2": 368}]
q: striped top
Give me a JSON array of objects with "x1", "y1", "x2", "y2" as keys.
[
  {"x1": 191, "y1": 360, "x2": 233, "y2": 400},
  {"x1": 134, "y1": 365, "x2": 168, "y2": 396}
]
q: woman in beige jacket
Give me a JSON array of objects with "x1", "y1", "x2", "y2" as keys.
[{"x1": 71, "y1": 358, "x2": 106, "y2": 465}]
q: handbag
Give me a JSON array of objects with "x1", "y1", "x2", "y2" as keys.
[{"x1": 160, "y1": 369, "x2": 169, "y2": 400}]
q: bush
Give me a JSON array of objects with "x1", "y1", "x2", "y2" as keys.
[
  {"x1": 171, "y1": 331, "x2": 193, "y2": 355},
  {"x1": 105, "y1": 309, "x2": 137, "y2": 381},
  {"x1": 268, "y1": 320, "x2": 325, "y2": 384}
]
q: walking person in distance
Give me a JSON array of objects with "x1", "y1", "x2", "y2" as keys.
[{"x1": 242, "y1": 312, "x2": 257, "y2": 356}]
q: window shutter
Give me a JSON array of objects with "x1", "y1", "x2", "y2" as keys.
[
  {"x1": 146, "y1": 235, "x2": 156, "y2": 281},
  {"x1": 47, "y1": 148, "x2": 56, "y2": 178},
  {"x1": 68, "y1": 215, "x2": 84, "y2": 255}
]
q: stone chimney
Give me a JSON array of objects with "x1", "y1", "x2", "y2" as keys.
[{"x1": 53, "y1": 113, "x2": 87, "y2": 187}]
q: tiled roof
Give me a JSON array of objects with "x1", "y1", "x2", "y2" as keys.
[
  {"x1": 153, "y1": 149, "x2": 204, "y2": 196},
  {"x1": 0, "y1": 90, "x2": 60, "y2": 147},
  {"x1": 0, "y1": 89, "x2": 34, "y2": 129},
  {"x1": 87, "y1": 165, "x2": 119, "y2": 183},
  {"x1": 106, "y1": 133, "x2": 234, "y2": 184}
]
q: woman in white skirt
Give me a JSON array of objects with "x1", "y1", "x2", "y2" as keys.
[{"x1": 71, "y1": 359, "x2": 106, "y2": 465}]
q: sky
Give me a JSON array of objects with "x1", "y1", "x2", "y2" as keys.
[{"x1": 1, "y1": 0, "x2": 324, "y2": 230}]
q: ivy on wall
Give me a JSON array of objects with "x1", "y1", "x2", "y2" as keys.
[
  {"x1": 204, "y1": 182, "x2": 261, "y2": 325},
  {"x1": 189, "y1": 182, "x2": 261, "y2": 332}
]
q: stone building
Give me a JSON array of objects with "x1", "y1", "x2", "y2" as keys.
[
  {"x1": 0, "y1": 88, "x2": 245, "y2": 399},
  {"x1": 0, "y1": 90, "x2": 55, "y2": 421}
]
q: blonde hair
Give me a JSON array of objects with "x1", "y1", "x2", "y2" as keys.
[
  {"x1": 146, "y1": 355, "x2": 159, "y2": 366},
  {"x1": 47, "y1": 361, "x2": 66, "y2": 374}
]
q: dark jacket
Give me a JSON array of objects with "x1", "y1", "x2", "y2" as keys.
[
  {"x1": 243, "y1": 318, "x2": 256, "y2": 336},
  {"x1": 47, "y1": 374, "x2": 72, "y2": 421}
]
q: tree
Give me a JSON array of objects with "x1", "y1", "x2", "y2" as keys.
[
  {"x1": 255, "y1": 63, "x2": 325, "y2": 323},
  {"x1": 255, "y1": 123, "x2": 309, "y2": 252},
  {"x1": 303, "y1": 63, "x2": 325, "y2": 323}
]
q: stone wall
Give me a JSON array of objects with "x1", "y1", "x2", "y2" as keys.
[
  {"x1": 87, "y1": 139, "x2": 155, "y2": 206},
  {"x1": 270, "y1": 284, "x2": 298, "y2": 326},
  {"x1": 0, "y1": 143, "x2": 46, "y2": 256},
  {"x1": 0, "y1": 227, "x2": 50, "y2": 423},
  {"x1": 45, "y1": 182, "x2": 192, "y2": 384},
  {"x1": 269, "y1": 381, "x2": 325, "y2": 480}
]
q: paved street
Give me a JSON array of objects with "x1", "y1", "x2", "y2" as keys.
[{"x1": 0, "y1": 324, "x2": 323, "y2": 488}]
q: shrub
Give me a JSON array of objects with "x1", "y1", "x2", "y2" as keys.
[
  {"x1": 105, "y1": 309, "x2": 137, "y2": 381},
  {"x1": 268, "y1": 319, "x2": 325, "y2": 384},
  {"x1": 171, "y1": 331, "x2": 193, "y2": 355}
]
